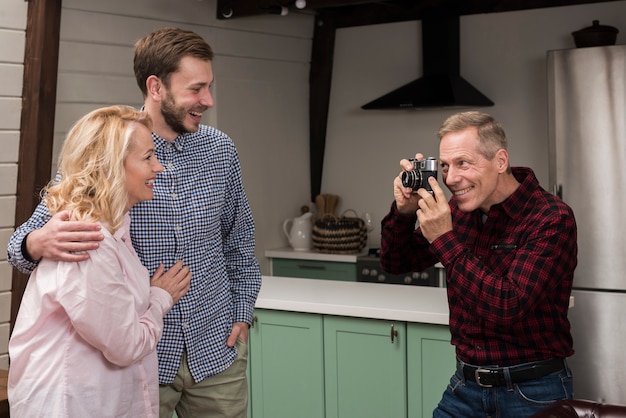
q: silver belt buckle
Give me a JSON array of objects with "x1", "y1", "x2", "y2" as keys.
[{"x1": 474, "y1": 368, "x2": 494, "y2": 388}]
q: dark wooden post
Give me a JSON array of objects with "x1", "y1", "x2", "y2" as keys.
[
  {"x1": 309, "y1": 13, "x2": 336, "y2": 202},
  {"x1": 10, "y1": 0, "x2": 62, "y2": 333}
]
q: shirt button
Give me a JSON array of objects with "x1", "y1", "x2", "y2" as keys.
[
  {"x1": 476, "y1": 345, "x2": 482, "y2": 350},
  {"x1": 167, "y1": 163, "x2": 174, "y2": 170},
  {"x1": 181, "y1": 322, "x2": 189, "y2": 328},
  {"x1": 171, "y1": 193, "x2": 177, "y2": 199},
  {"x1": 175, "y1": 225, "x2": 182, "y2": 232}
]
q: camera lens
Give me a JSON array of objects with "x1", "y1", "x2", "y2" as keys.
[{"x1": 401, "y1": 170, "x2": 422, "y2": 190}]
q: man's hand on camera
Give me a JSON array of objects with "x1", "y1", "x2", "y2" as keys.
[
  {"x1": 394, "y1": 153, "x2": 423, "y2": 216},
  {"x1": 416, "y1": 176, "x2": 452, "y2": 243}
]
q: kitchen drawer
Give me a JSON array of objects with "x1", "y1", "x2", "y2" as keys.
[{"x1": 271, "y1": 258, "x2": 356, "y2": 281}]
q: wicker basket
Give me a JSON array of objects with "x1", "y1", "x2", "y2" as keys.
[{"x1": 312, "y1": 210, "x2": 367, "y2": 254}]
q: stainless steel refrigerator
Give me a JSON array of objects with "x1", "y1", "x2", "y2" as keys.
[{"x1": 547, "y1": 44, "x2": 626, "y2": 405}]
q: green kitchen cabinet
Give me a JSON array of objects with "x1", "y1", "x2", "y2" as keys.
[
  {"x1": 249, "y1": 309, "x2": 325, "y2": 418},
  {"x1": 248, "y1": 309, "x2": 454, "y2": 418},
  {"x1": 324, "y1": 316, "x2": 407, "y2": 418},
  {"x1": 407, "y1": 323, "x2": 456, "y2": 418},
  {"x1": 271, "y1": 258, "x2": 356, "y2": 281}
]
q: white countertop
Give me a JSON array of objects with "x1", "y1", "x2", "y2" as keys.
[
  {"x1": 255, "y1": 276, "x2": 450, "y2": 325},
  {"x1": 265, "y1": 247, "x2": 444, "y2": 270},
  {"x1": 264, "y1": 247, "x2": 367, "y2": 262}
]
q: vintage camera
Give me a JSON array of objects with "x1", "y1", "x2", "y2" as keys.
[{"x1": 401, "y1": 157, "x2": 438, "y2": 193}]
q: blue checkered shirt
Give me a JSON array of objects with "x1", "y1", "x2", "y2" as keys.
[{"x1": 7, "y1": 124, "x2": 262, "y2": 384}]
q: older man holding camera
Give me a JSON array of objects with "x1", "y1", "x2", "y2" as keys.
[{"x1": 380, "y1": 111, "x2": 577, "y2": 417}]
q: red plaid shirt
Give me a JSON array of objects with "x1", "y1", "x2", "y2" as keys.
[{"x1": 380, "y1": 167, "x2": 577, "y2": 366}]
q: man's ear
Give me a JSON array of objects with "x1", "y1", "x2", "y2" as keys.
[
  {"x1": 146, "y1": 75, "x2": 162, "y2": 101},
  {"x1": 496, "y1": 148, "x2": 509, "y2": 173}
]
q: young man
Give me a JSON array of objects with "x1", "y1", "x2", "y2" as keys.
[
  {"x1": 7, "y1": 28, "x2": 262, "y2": 418},
  {"x1": 380, "y1": 111, "x2": 577, "y2": 417}
]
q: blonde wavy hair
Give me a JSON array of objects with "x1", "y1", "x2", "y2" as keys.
[{"x1": 44, "y1": 105, "x2": 153, "y2": 233}]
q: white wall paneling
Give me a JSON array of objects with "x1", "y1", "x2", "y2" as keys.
[
  {"x1": 0, "y1": 0, "x2": 28, "y2": 366},
  {"x1": 0, "y1": 132, "x2": 19, "y2": 164}
]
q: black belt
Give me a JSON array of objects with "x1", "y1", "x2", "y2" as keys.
[{"x1": 457, "y1": 358, "x2": 565, "y2": 388}]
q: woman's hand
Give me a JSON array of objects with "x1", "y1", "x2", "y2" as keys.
[{"x1": 150, "y1": 261, "x2": 192, "y2": 303}]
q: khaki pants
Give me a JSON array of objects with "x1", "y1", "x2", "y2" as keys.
[{"x1": 159, "y1": 338, "x2": 248, "y2": 418}]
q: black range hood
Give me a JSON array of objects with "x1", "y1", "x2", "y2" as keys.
[{"x1": 362, "y1": 15, "x2": 493, "y2": 109}]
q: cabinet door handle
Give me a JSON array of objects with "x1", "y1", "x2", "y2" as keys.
[
  {"x1": 251, "y1": 315, "x2": 257, "y2": 328},
  {"x1": 390, "y1": 324, "x2": 398, "y2": 344}
]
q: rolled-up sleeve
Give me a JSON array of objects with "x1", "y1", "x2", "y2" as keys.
[{"x1": 7, "y1": 199, "x2": 52, "y2": 273}]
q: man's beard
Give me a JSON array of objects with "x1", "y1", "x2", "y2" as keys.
[{"x1": 161, "y1": 94, "x2": 198, "y2": 135}]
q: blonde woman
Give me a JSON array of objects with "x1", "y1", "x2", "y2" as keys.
[{"x1": 8, "y1": 105, "x2": 192, "y2": 417}]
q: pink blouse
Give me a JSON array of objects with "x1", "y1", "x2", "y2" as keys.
[{"x1": 9, "y1": 215, "x2": 173, "y2": 417}]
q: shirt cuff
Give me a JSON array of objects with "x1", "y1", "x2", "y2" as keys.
[
  {"x1": 391, "y1": 201, "x2": 418, "y2": 223},
  {"x1": 8, "y1": 231, "x2": 39, "y2": 274},
  {"x1": 21, "y1": 232, "x2": 37, "y2": 262}
]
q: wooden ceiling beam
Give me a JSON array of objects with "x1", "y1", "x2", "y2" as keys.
[
  {"x1": 324, "y1": 0, "x2": 625, "y2": 28},
  {"x1": 217, "y1": 0, "x2": 626, "y2": 23}
]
